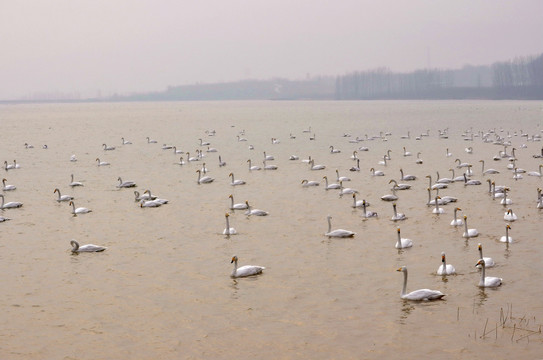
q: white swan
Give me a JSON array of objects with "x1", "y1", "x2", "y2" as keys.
[
  {"x1": 527, "y1": 164, "x2": 542, "y2": 177},
  {"x1": 247, "y1": 159, "x2": 261, "y2": 171},
  {"x1": 244, "y1": 201, "x2": 268, "y2": 216},
  {"x1": 144, "y1": 190, "x2": 168, "y2": 205},
  {"x1": 395, "y1": 228, "x2": 412, "y2": 248},
  {"x1": 324, "y1": 215, "x2": 355, "y2": 238},
  {"x1": 437, "y1": 252, "x2": 456, "y2": 275},
  {"x1": 134, "y1": 190, "x2": 156, "y2": 201},
  {"x1": 381, "y1": 187, "x2": 398, "y2": 202},
  {"x1": 362, "y1": 200, "x2": 378, "y2": 218},
  {"x1": 196, "y1": 170, "x2": 214, "y2": 184},
  {"x1": 500, "y1": 224, "x2": 513, "y2": 243},
  {"x1": 463, "y1": 173, "x2": 481, "y2": 186},
  {"x1": 309, "y1": 159, "x2": 325, "y2": 170},
  {"x1": 2, "y1": 178, "x2": 16, "y2": 191},
  {"x1": 117, "y1": 177, "x2": 136, "y2": 188},
  {"x1": 177, "y1": 156, "x2": 186, "y2": 165},
  {"x1": 329, "y1": 145, "x2": 341, "y2": 154},
  {"x1": 289, "y1": 155, "x2": 299, "y2": 160},
  {"x1": 336, "y1": 169, "x2": 351, "y2": 182},
  {"x1": 370, "y1": 167, "x2": 384, "y2": 176},
  {"x1": 69, "y1": 174, "x2": 83, "y2": 187},
  {"x1": 445, "y1": 148, "x2": 452, "y2": 157},
  {"x1": 207, "y1": 146, "x2": 218, "y2": 153},
  {"x1": 436, "y1": 171, "x2": 453, "y2": 184},
  {"x1": 455, "y1": 158, "x2": 471, "y2": 168},
  {"x1": 477, "y1": 243, "x2": 495, "y2": 268},
  {"x1": 350, "y1": 159, "x2": 361, "y2": 171},
  {"x1": 0, "y1": 194, "x2": 22, "y2": 209},
  {"x1": 403, "y1": 147, "x2": 412, "y2": 156},
  {"x1": 54, "y1": 188, "x2": 73, "y2": 202},
  {"x1": 229, "y1": 194, "x2": 248, "y2": 210},
  {"x1": 449, "y1": 168, "x2": 464, "y2": 182},
  {"x1": 301, "y1": 179, "x2": 320, "y2": 187},
  {"x1": 173, "y1": 146, "x2": 183, "y2": 154},
  {"x1": 230, "y1": 255, "x2": 265, "y2": 278},
  {"x1": 262, "y1": 160, "x2": 278, "y2": 170},
  {"x1": 323, "y1": 176, "x2": 340, "y2": 190},
  {"x1": 450, "y1": 207, "x2": 463, "y2": 226},
  {"x1": 391, "y1": 203, "x2": 407, "y2": 221},
  {"x1": 432, "y1": 196, "x2": 444, "y2": 214},
  {"x1": 70, "y1": 154, "x2": 77, "y2": 162},
  {"x1": 338, "y1": 181, "x2": 358, "y2": 196},
  {"x1": 218, "y1": 156, "x2": 226, "y2": 167},
  {"x1": 102, "y1": 143, "x2": 116, "y2": 151},
  {"x1": 399, "y1": 169, "x2": 416, "y2": 181},
  {"x1": 121, "y1": 137, "x2": 132, "y2": 145},
  {"x1": 199, "y1": 138, "x2": 210, "y2": 146},
  {"x1": 229, "y1": 172, "x2": 246, "y2": 186},
  {"x1": 146, "y1": 137, "x2": 158, "y2": 143},
  {"x1": 415, "y1": 152, "x2": 423, "y2": 164},
  {"x1": 263, "y1": 151, "x2": 274, "y2": 161},
  {"x1": 427, "y1": 175, "x2": 447, "y2": 190},
  {"x1": 4, "y1": 161, "x2": 15, "y2": 170},
  {"x1": 500, "y1": 188, "x2": 512, "y2": 205},
  {"x1": 223, "y1": 213, "x2": 237, "y2": 235},
  {"x1": 96, "y1": 158, "x2": 110, "y2": 166},
  {"x1": 475, "y1": 259, "x2": 502, "y2": 287},
  {"x1": 465, "y1": 146, "x2": 473, "y2": 154},
  {"x1": 140, "y1": 199, "x2": 162, "y2": 207},
  {"x1": 389, "y1": 179, "x2": 411, "y2": 190},
  {"x1": 504, "y1": 208, "x2": 517, "y2": 221},
  {"x1": 480, "y1": 160, "x2": 499, "y2": 175},
  {"x1": 351, "y1": 193, "x2": 364, "y2": 208},
  {"x1": 462, "y1": 215, "x2": 479, "y2": 238},
  {"x1": 397, "y1": 266, "x2": 445, "y2": 301},
  {"x1": 186, "y1": 152, "x2": 199, "y2": 162},
  {"x1": 69, "y1": 200, "x2": 91, "y2": 214},
  {"x1": 70, "y1": 240, "x2": 106, "y2": 253}
]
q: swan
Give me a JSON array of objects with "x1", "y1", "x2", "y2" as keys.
[
  {"x1": 230, "y1": 255, "x2": 265, "y2": 278},
  {"x1": 146, "y1": 137, "x2": 158, "y2": 143},
  {"x1": 480, "y1": 160, "x2": 499, "y2": 175},
  {"x1": 117, "y1": 177, "x2": 136, "y2": 188},
  {"x1": 216, "y1": 155, "x2": 226, "y2": 167},
  {"x1": 54, "y1": 188, "x2": 73, "y2": 202},
  {"x1": 455, "y1": 159, "x2": 471, "y2": 168},
  {"x1": 370, "y1": 167, "x2": 384, "y2": 176},
  {"x1": 237, "y1": 135, "x2": 247, "y2": 142},
  {"x1": 329, "y1": 145, "x2": 341, "y2": 153},
  {"x1": 263, "y1": 152, "x2": 274, "y2": 161},
  {"x1": 0, "y1": 194, "x2": 22, "y2": 209},
  {"x1": 463, "y1": 173, "x2": 481, "y2": 185},
  {"x1": 465, "y1": 146, "x2": 473, "y2": 154},
  {"x1": 362, "y1": 200, "x2": 378, "y2": 218},
  {"x1": 426, "y1": 175, "x2": 447, "y2": 190},
  {"x1": 415, "y1": 152, "x2": 423, "y2": 164},
  {"x1": 445, "y1": 148, "x2": 452, "y2": 157},
  {"x1": 426, "y1": 188, "x2": 445, "y2": 206},
  {"x1": 397, "y1": 267, "x2": 445, "y2": 301},
  {"x1": 96, "y1": 158, "x2": 110, "y2": 166},
  {"x1": 449, "y1": 168, "x2": 464, "y2": 182},
  {"x1": 395, "y1": 228, "x2": 412, "y2": 248},
  {"x1": 198, "y1": 138, "x2": 210, "y2": 146},
  {"x1": 262, "y1": 160, "x2": 278, "y2": 170},
  {"x1": 477, "y1": 243, "x2": 495, "y2": 268},
  {"x1": 512, "y1": 168, "x2": 523, "y2": 180},
  {"x1": 500, "y1": 224, "x2": 513, "y2": 243},
  {"x1": 24, "y1": 142, "x2": 34, "y2": 149},
  {"x1": 323, "y1": 176, "x2": 340, "y2": 190},
  {"x1": 462, "y1": 215, "x2": 479, "y2": 238},
  {"x1": 177, "y1": 156, "x2": 185, "y2": 165},
  {"x1": 140, "y1": 199, "x2": 162, "y2": 207},
  {"x1": 475, "y1": 259, "x2": 502, "y2": 287},
  {"x1": 336, "y1": 169, "x2": 351, "y2": 182},
  {"x1": 69, "y1": 174, "x2": 83, "y2": 187},
  {"x1": 229, "y1": 195, "x2": 248, "y2": 210},
  {"x1": 186, "y1": 152, "x2": 199, "y2": 162},
  {"x1": 121, "y1": 137, "x2": 132, "y2": 145},
  {"x1": 68, "y1": 200, "x2": 91, "y2": 214},
  {"x1": 309, "y1": 159, "x2": 325, "y2": 170},
  {"x1": 196, "y1": 170, "x2": 214, "y2": 184},
  {"x1": 134, "y1": 190, "x2": 156, "y2": 201},
  {"x1": 437, "y1": 252, "x2": 456, "y2": 275},
  {"x1": 247, "y1": 159, "x2": 261, "y2": 171},
  {"x1": 70, "y1": 154, "x2": 77, "y2": 162},
  {"x1": 391, "y1": 203, "x2": 407, "y2": 221},
  {"x1": 358, "y1": 146, "x2": 369, "y2": 152},
  {"x1": 432, "y1": 196, "x2": 444, "y2": 214},
  {"x1": 349, "y1": 159, "x2": 361, "y2": 172},
  {"x1": 500, "y1": 188, "x2": 512, "y2": 205},
  {"x1": 338, "y1": 181, "x2": 358, "y2": 196},
  {"x1": 70, "y1": 240, "x2": 106, "y2": 253},
  {"x1": 450, "y1": 207, "x2": 463, "y2": 226},
  {"x1": 0, "y1": 216, "x2": 10, "y2": 222},
  {"x1": 302, "y1": 126, "x2": 312, "y2": 133},
  {"x1": 389, "y1": 179, "x2": 411, "y2": 190},
  {"x1": 229, "y1": 173, "x2": 246, "y2": 186},
  {"x1": 173, "y1": 146, "x2": 183, "y2": 154},
  {"x1": 400, "y1": 131, "x2": 410, "y2": 139},
  {"x1": 504, "y1": 208, "x2": 517, "y2": 222},
  {"x1": 403, "y1": 147, "x2": 412, "y2": 156},
  {"x1": 378, "y1": 155, "x2": 387, "y2": 166},
  {"x1": 102, "y1": 143, "x2": 116, "y2": 151},
  {"x1": 289, "y1": 155, "x2": 300, "y2": 160},
  {"x1": 399, "y1": 169, "x2": 416, "y2": 181},
  {"x1": 381, "y1": 187, "x2": 398, "y2": 202},
  {"x1": 324, "y1": 215, "x2": 355, "y2": 237},
  {"x1": 144, "y1": 190, "x2": 168, "y2": 204},
  {"x1": 223, "y1": 213, "x2": 237, "y2": 235},
  {"x1": 350, "y1": 151, "x2": 359, "y2": 160},
  {"x1": 200, "y1": 162, "x2": 208, "y2": 173},
  {"x1": 527, "y1": 165, "x2": 543, "y2": 177},
  {"x1": 351, "y1": 193, "x2": 364, "y2": 208},
  {"x1": 244, "y1": 201, "x2": 268, "y2": 216},
  {"x1": 2, "y1": 178, "x2": 16, "y2": 191},
  {"x1": 301, "y1": 179, "x2": 320, "y2": 187},
  {"x1": 206, "y1": 146, "x2": 218, "y2": 153}
]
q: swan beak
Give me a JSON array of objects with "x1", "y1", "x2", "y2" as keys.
[{"x1": 441, "y1": 255, "x2": 445, "y2": 262}]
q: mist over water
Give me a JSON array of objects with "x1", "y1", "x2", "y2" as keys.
[{"x1": 1, "y1": 100, "x2": 542, "y2": 359}]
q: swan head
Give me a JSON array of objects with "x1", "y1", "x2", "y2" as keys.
[
  {"x1": 70, "y1": 240, "x2": 79, "y2": 251},
  {"x1": 69, "y1": 201, "x2": 74, "y2": 206},
  {"x1": 475, "y1": 259, "x2": 486, "y2": 268},
  {"x1": 231, "y1": 255, "x2": 238, "y2": 264},
  {"x1": 463, "y1": 215, "x2": 467, "y2": 220},
  {"x1": 396, "y1": 266, "x2": 407, "y2": 273},
  {"x1": 441, "y1": 252, "x2": 446, "y2": 262},
  {"x1": 506, "y1": 224, "x2": 511, "y2": 230},
  {"x1": 478, "y1": 243, "x2": 483, "y2": 251},
  {"x1": 229, "y1": 194, "x2": 234, "y2": 199},
  {"x1": 397, "y1": 227, "x2": 400, "y2": 233}
]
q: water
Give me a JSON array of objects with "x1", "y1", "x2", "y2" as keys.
[{"x1": 1, "y1": 100, "x2": 542, "y2": 359}]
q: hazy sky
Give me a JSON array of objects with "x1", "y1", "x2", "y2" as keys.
[{"x1": 1, "y1": 0, "x2": 542, "y2": 100}]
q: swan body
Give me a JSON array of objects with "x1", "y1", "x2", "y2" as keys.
[
  {"x1": 223, "y1": 213, "x2": 237, "y2": 235},
  {"x1": 54, "y1": 188, "x2": 73, "y2": 202},
  {"x1": 325, "y1": 215, "x2": 355, "y2": 238},
  {"x1": 397, "y1": 266, "x2": 445, "y2": 301},
  {"x1": 70, "y1": 240, "x2": 106, "y2": 253},
  {"x1": 500, "y1": 224, "x2": 513, "y2": 243},
  {"x1": 117, "y1": 177, "x2": 136, "y2": 188},
  {"x1": 450, "y1": 207, "x2": 463, "y2": 226},
  {"x1": 70, "y1": 154, "x2": 77, "y2": 162},
  {"x1": 96, "y1": 158, "x2": 110, "y2": 166},
  {"x1": 229, "y1": 173, "x2": 246, "y2": 186},
  {"x1": 244, "y1": 201, "x2": 268, "y2": 216},
  {"x1": 475, "y1": 259, "x2": 502, "y2": 287},
  {"x1": 503, "y1": 208, "x2": 517, "y2": 222},
  {"x1": 432, "y1": 196, "x2": 445, "y2": 214},
  {"x1": 140, "y1": 199, "x2": 162, "y2": 207},
  {"x1": 231, "y1": 256, "x2": 265, "y2": 278},
  {"x1": 0, "y1": 194, "x2": 22, "y2": 209},
  {"x1": 289, "y1": 155, "x2": 299, "y2": 160},
  {"x1": 391, "y1": 203, "x2": 407, "y2": 221},
  {"x1": 477, "y1": 243, "x2": 495, "y2": 268},
  {"x1": 143, "y1": 190, "x2": 168, "y2": 205},
  {"x1": 69, "y1": 174, "x2": 83, "y2": 187},
  {"x1": 301, "y1": 179, "x2": 320, "y2": 187},
  {"x1": 196, "y1": 170, "x2": 214, "y2": 184},
  {"x1": 2, "y1": 178, "x2": 16, "y2": 191},
  {"x1": 229, "y1": 195, "x2": 248, "y2": 210},
  {"x1": 462, "y1": 216, "x2": 478, "y2": 238},
  {"x1": 395, "y1": 228, "x2": 412, "y2": 248},
  {"x1": 69, "y1": 201, "x2": 91, "y2": 214},
  {"x1": 437, "y1": 252, "x2": 456, "y2": 275}
]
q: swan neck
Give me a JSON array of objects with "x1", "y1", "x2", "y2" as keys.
[
  {"x1": 401, "y1": 270, "x2": 407, "y2": 296},
  {"x1": 327, "y1": 217, "x2": 332, "y2": 233}
]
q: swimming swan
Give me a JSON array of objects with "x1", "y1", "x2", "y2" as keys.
[
  {"x1": 475, "y1": 259, "x2": 502, "y2": 287},
  {"x1": 462, "y1": 215, "x2": 478, "y2": 238},
  {"x1": 450, "y1": 207, "x2": 463, "y2": 226},
  {"x1": 69, "y1": 174, "x2": 83, "y2": 187},
  {"x1": 244, "y1": 201, "x2": 268, "y2": 216},
  {"x1": 437, "y1": 252, "x2": 456, "y2": 275},
  {"x1": 117, "y1": 177, "x2": 136, "y2": 188},
  {"x1": 70, "y1": 240, "x2": 106, "y2": 253},
  {"x1": 499, "y1": 224, "x2": 513, "y2": 243},
  {"x1": 223, "y1": 213, "x2": 237, "y2": 235},
  {"x1": 69, "y1": 201, "x2": 91, "y2": 215},
  {"x1": 229, "y1": 172, "x2": 246, "y2": 186},
  {"x1": 196, "y1": 170, "x2": 214, "y2": 184},
  {"x1": 477, "y1": 243, "x2": 495, "y2": 268},
  {"x1": 395, "y1": 228, "x2": 412, "y2": 248},
  {"x1": 325, "y1": 215, "x2": 355, "y2": 238},
  {"x1": 397, "y1": 266, "x2": 445, "y2": 301},
  {"x1": 230, "y1": 255, "x2": 265, "y2": 278},
  {"x1": 229, "y1": 194, "x2": 248, "y2": 210},
  {"x1": 0, "y1": 194, "x2": 22, "y2": 209},
  {"x1": 2, "y1": 178, "x2": 16, "y2": 191},
  {"x1": 54, "y1": 188, "x2": 73, "y2": 202}
]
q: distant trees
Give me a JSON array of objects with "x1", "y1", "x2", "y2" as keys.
[{"x1": 492, "y1": 54, "x2": 543, "y2": 99}]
